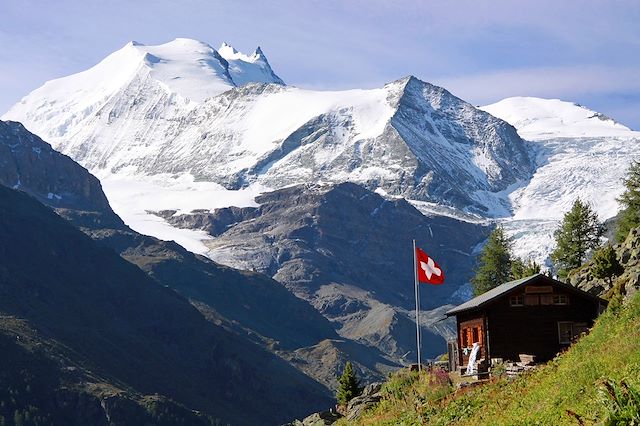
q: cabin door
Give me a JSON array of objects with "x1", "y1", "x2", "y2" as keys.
[{"x1": 459, "y1": 319, "x2": 485, "y2": 366}]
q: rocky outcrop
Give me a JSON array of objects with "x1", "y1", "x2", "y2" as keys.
[
  {"x1": 290, "y1": 410, "x2": 343, "y2": 426},
  {"x1": 288, "y1": 382, "x2": 384, "y2": 426},
  {"x1": 0, "y1": 120, "x2": 123, "y2": 228},
  {"x1": 158, "y1": 182, "x2": 487, "y2": 365},
  {"x1": 568, "y1": 227, "x2": 640, "y2": 302},
  {"x1": 345, "y1": 382, "x2": 384, "y2": 421}
]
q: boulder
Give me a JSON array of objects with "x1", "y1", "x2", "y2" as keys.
[
  {"x1": 345, "y1": 382, "x2": 383, "y2": 421},
  {"x1": 568, "y1": 227, "x2": 640, "y2": 303},
  {"x1": 299, "y1": 410, "x2": 342, "y2": 426}
]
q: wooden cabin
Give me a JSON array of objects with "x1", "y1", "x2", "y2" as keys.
[{"x1": 446, "y1": 274, "x2": 607, "y2": 370}]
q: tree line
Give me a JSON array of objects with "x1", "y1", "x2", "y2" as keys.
[{"x1": 472, "y1": 160, "x2": 640, "y2": 296}]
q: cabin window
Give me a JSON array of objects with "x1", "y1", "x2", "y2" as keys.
[
  {"x1": 558, "y1": 322, "x2": 573, "y2": 344},
  {"x1": 540, "y1": 294, "x2": 553, "y2": 305},
  {"x1": 573, "y1": 322, "x2": 589, "y2": 338},
  {"x1": 460, "y1": 326, "x2": 483, "y2": 347},
  {"x1": 524, "y1": 295, "x2": 540, "y2": 306},
  {"x1": 510, "y1": 295, "x2": 524, "y2": 306},
  {"x1": 553, "y1": 294, "x2": 569, "y2": 305}
]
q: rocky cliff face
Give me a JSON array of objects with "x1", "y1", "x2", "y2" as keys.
[
  {"x1": 568, "y1": 227, "x2": 640, "y2": 303},
  {"x1": 157, "y1": 182, "x2": 488, "y2": 362},
  {"x1": 0, "y1": 120, "x2": 123, "y2": 228}
]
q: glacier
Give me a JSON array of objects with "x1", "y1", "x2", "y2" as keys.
[{"x1": 482, "y1": 97, "x2": 640, "y2": 265}]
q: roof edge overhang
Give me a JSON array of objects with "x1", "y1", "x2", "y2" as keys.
[{"x1": 446, "y1": 274, "x2": 608, "y2": 317}]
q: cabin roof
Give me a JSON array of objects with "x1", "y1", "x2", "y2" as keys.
[{"x1": 445, "y1": 274, "x2": 606, "y2": 316}]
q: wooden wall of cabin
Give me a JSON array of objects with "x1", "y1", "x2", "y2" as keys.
[{"x1": 486, "y1": 287, "x2": 600, "y2": 363}]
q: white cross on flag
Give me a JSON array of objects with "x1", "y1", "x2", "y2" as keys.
[{"x1": 415, "y1": 247, "x2": 445, "y2": 285}]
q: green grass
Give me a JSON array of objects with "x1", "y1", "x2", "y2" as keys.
[{"x1": 348, "y1": 291, "x2": 640, "y2": 425}]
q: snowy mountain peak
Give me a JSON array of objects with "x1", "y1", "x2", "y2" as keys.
[
  {"x1": 219, "y1": 42, "x2": 265, "y2": 62},
  {"x1": 481, "y1": 96, "x2": 635, "y2": 140},
  {"x1": 218, "y1": 41, "x2": 239, "y2": 56},
  {"x1": 3, "y1": 38, "x2": 287, "y2": 142},
  {"x1": 218, "y1": 42, "x2": 284, "y2": 86},
  {"x1": 253, "y1": 46, "x2": 266, "y2": 58}
]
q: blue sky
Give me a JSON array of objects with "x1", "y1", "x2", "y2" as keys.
[{"x1": 1, "y1": 0, "x2": 639, "y2": 128}]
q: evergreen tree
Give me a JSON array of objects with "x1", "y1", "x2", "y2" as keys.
[
  {"x1": 13, "y1": 411, "x2": 23, "y2": 426},
  {"x1": 471, "y1": 226, "x2": 513, "y2": 296},
  {"x1": 511, "y1": 258, "x2": 541, "y2": 279},
  {"x1": 592, "y1": 244, "x2": 624, "y2": 286},
  {"x1": 616, "y1": 160, "x2": 640, "y2": 242},
  {"x1": 336, "y1": 361, "x2": 361, "y2": 406},
  {"x1": 551, "y1": 198, "x2": 604, "y2": 279}
]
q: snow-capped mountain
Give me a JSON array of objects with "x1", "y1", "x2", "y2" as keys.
[
  {"x1": 218, "y1": 41, "x2": 285, "y2": 86},
  {"x1": 481, "y1": 97, "x2": 640, "y2": 265},
  {"x1": 5, "y1": 38, "x2": 283, "y2": 139},
  {"x1": 4, "y1": 39, "x2": 638, "y2": 269},
  {"x1": 3, "y1": 38, "x2": 532, "y2": 219},
  {"x1": 482, "y1": 97, "x2": 633, "y2": 140}
]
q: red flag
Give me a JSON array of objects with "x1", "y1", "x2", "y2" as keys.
[{"x1": 415, "y1": 248, "x2": 445, "y2": 285}]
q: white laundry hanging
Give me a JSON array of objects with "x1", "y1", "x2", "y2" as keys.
[{"x1": 465, "y1": 342, "x2": 480, "y2": 375}]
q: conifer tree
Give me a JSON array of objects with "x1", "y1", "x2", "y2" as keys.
[
  {"x1": 592, "y1": 244, "x2": 624, "y2": 286},
  {"x1": 511, "y1": 258, "x2": 541, "y2": 279},
  {"x1": 336, "y1": 361, "x2": 361, "y2": 406},
  {"x1": 616, "y1": 160, "x2": 640, "y2": 242},
  {"x1": 471, "y1": 226, "x2": 513, "y2": 296},
  {"x1": 551, "y1": 199, "x2": 604, "y2": 279}
]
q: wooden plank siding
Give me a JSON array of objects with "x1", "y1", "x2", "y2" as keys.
[{"x1": 485, "y1": 287, "x2": 600, "y2": 362}]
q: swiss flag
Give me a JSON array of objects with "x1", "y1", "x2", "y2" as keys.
[{"x1": 416, "y1": 248, "x2": 445, "y2": 285}]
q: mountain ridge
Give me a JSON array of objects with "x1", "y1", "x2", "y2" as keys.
[
  {"x1": 4, "y1": 47, "x2": 534, "y2": 216},
  {"x1": 0, "y1": 119, "x2": 400, "y2": 396},
  {"x1": 0, "y1": 183, "x2": 332, "y2": 425}
]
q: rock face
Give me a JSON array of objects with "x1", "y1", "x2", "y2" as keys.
[
  {"x1": 294, "y1": 410, "x2": 343, "y2": 426},
  {"x1": 289, "y1": 382, "x2": 384, "y2": 425},
  {"x1": 345, "y1": 382, "x2": 384, "y2": 421},
  {"x1": 0, "y1": 120, "x2": 123, "y2": 228},
  {"x1": 158, "y1": 182, "x2": 488, "y2": 362},
  {"x1": 568, "y1": 227, "x2": 640, "y2": 302}
]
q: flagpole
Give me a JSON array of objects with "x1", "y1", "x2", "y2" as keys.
[{"x1": 413, "y1": 239, "x2": 421, "y2": 372}]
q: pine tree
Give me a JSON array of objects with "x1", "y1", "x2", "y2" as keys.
[
  {"x1": 13, "y1": 411, "x2": 23, "y2": 426},
  {"x1": 336, "y1": 361, "x2": 361, "y2": 406},
  {"x1": 592, "y1": 244, "x2": 624, "y2": 286},
  {"x1": 551, "y1": 198, "x2": 604, "y2": 279},
  {"x1": 511, "y1": 258, "x2": 541, "y2": 279},
  {"x1": 616, "y1": 160, "x2": 640, "y2": 242},
  {"x1": 471, "y1": 226, "x2": 513, "y2": 296}
]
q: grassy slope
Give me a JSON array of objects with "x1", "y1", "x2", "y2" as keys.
[{"x1": 347, "y1": 292, "x2": 640, "y2": 425}]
